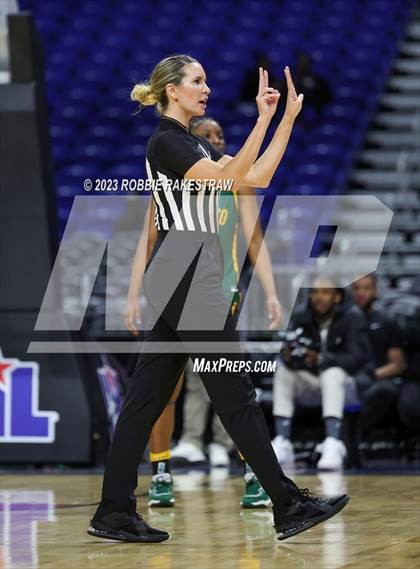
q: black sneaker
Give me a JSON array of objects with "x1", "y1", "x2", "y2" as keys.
[
  {"x1": 87, "y1": 512, "x2": 170, "y2": 543},
  {"x1": 274, "y1": 488, "x2": 349, "y2": 541}
]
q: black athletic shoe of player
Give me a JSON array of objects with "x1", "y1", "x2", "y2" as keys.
[
  {"x1": 273, "y1": 488, "x2": 350, "y2": 541},
  {"x1": 87, "y1": 512, "x2": 170, "y2": 543}
]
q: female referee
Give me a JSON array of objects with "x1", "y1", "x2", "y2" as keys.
[
  {"x1": 125, "y1": 115, "x2": 283, "y2": 509},
  {"x1": 87, "y1": 54, "x2": 349, "y2": 543}
]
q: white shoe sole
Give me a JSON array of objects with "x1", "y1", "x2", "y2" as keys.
[
  {"x1": 241, "y1": 498, "x2": 271, "y2": 509},
  {"x1": 148, "y1": 499, "x2": 175, "y2": 508},
  {"x1": 317, "y1": 464, "x2": 344, "y2": 471}
]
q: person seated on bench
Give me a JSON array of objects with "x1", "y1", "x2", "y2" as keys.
[
  {"x1": 272, "y1": 276, "x2": 372, "y2": 470},
  {"x1": 351, "y1": 274, "x2": 406, "y2": 437}
]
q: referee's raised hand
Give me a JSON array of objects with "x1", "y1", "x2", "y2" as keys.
[
  {"x1": 255, "y1": 67, "x2": 281, "y2": 120},
  {"x1": 284, "y1": 66, "x2": 304, "y2": 119}
]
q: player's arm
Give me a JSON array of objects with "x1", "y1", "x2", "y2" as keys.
[
  {"x1": 238, "y1": 187, "x2": 282, "y2": 329},
  {"x1": 222, "y1": 68, "x2": 303, "y2": 189},
  {"x1": 185, "y1": 68, "x2": 279, "y2": 190},
  {"x1": 125, "y1": 198, "x2": 157, "y2": 335},
  {"x1": 375, "y1": 348, "x2": 406, "y2": 380}
]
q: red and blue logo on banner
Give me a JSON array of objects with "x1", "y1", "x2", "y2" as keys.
[{"x1": 0, "y1": 354, "x2": 59, "y2": 443}]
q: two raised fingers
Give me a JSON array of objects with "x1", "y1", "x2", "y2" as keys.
[
  {"x1": 260, "y1": 65, "x2": 302, "y2": 97},
  {"x1": 258, "y1": 67, "x2": 270, "y2": 96}
]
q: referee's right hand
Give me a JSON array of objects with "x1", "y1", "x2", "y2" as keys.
[
  {"x1": 255, "y1": 67, "x2": 281, "y2": 120},
  {"x1": 124, "y1": 298, "x2": 141, "y2": 336}
]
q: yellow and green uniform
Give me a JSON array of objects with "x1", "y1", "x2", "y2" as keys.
[
  {"x1": 219, "y1": 191, "x2": 271, "y2": 507},
  {"x1": 218, "y1": 191, "x2": 241, "y2": 311}
]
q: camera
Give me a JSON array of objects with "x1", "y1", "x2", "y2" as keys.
[{"x1": 276, "y1": 327, "x2": 320, "y2": 370}]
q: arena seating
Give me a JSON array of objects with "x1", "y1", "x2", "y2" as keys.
[
  {"x1": 20, "y1": 0, "x2": 414, "y2": 235},
  {"x1": 348, "y1": 7, "x2": 420, "y2": 295}
]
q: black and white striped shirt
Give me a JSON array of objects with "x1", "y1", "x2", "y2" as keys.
[{"x1": 145, "y1": 116, "x2": 223, "y2": 233}]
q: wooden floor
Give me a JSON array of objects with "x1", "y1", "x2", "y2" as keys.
[{"x1": 0, "y1": 471, "x2": 419, "y2": 569}]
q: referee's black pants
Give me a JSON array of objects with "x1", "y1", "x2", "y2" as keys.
[{"x1": 94, "y1": 233, "x2": 298, "y2": 519}]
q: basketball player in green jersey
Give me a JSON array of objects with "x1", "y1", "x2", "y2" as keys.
[{"x1": 125, "y1": 117, "x2": 283, "y2": 508}]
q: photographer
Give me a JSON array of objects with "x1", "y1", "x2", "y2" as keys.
[{"x1": 272, "y1": 276, "x2": 372, "y2": 470}]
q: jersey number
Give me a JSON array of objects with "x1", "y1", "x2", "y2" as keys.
[{"x1": 218, "y1": 208, "x2": 228, "y2": 226}]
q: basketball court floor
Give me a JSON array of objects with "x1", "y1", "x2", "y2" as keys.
[{"x1": 1, "y1": 471, "x2": 419, "y2": 569}]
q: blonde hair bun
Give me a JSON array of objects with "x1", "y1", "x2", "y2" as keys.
[
  {"x1": 130, "y1": 83, "x2": 158, "y2": 106},
  {"x1": 130, "y1": 55, "x2": 196, "y2": 113}
]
